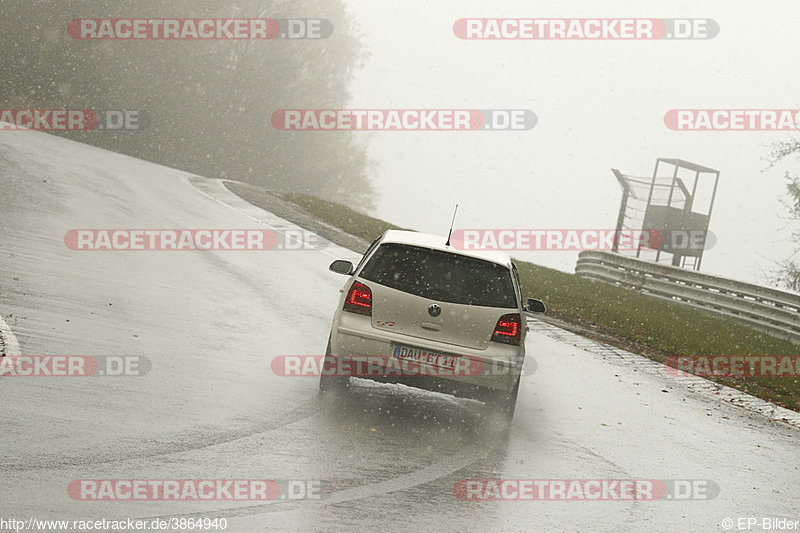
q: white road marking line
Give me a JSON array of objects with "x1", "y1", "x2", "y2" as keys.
[{"x1": 0, "y1": 314, "x2": 21, "y2": 356}]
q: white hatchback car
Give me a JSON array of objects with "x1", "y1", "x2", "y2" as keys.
[{"x1": 322, "y1": 230, "x2": 545, "y2": 421}]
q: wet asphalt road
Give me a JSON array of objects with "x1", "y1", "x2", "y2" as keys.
[{"x1": 0, "y1": 130, "x2": 798, "y2": 532}]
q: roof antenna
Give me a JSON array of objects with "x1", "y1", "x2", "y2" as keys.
[{"x1": 445, "y1": 203, "x2": 459, "y2": 246}]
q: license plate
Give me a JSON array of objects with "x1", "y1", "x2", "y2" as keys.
[{"x1": 392, "y1": 344, "x2": 458, "y2": 370}]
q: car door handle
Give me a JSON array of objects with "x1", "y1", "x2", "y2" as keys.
[{"x1": 420, "y1": 322, "x2": 441, "y2": 331}]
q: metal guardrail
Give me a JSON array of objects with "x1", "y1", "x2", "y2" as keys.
[{"x1": 575, "y1": 251, "x2": 800, "y2": 343}]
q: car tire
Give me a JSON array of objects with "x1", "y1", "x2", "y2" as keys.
[{"x1": 319, "y1": 336, "x2": 349, "y2": 394}]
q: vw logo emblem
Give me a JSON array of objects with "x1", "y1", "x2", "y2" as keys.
[{"x1": 428, "y1": 304, "x2": 441, "y2": 317}]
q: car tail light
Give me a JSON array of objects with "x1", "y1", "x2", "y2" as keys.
[
  {"x1": 491, "y1": 313, "x2": 521, "y2": 345},
  {"x1": 343, "y1": 281, "x2": 372, "y2": 316}
]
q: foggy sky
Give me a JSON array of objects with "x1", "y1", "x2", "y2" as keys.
[{"x1": 345, "y1": 0, "x2": 798, "y2": 287}]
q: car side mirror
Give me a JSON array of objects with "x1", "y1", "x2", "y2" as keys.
[
  {"x1": 329, "y1": 260, "x2": 354, "y2": 275},
  {"x1": 525, "y1": 298, "x2": 546, "y2": 313}
]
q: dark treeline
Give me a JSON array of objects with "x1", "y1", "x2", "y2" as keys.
[{"x1": 0, "y1": 0, "x2": 373, "y2": 207}]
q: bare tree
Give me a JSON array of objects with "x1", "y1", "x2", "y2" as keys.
[
  {"x1": 0, "y1": 0, "x2": 374, "y2": 208},
  {"x1": 767, "y1": 139, "x2": 800, "y2": 291}
]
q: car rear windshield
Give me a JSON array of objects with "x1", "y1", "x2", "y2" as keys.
[{"x1": 359, "y1": 243, "x2": 517, "y2": 308}]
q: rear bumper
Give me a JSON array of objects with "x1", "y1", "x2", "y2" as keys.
[{"x1": 330, "y1": 314, "x2": 524, "y2": 396}]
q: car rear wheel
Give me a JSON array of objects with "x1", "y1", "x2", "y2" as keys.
[
  {"x1": 319, "y1": 336, "x2": 349, "y2": 394},
  {"x1": 483, "y1": 376, "x2": 520, "y2": 424}
]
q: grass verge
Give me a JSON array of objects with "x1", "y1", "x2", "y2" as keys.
[{"x1": 282, "y1": 192, "x2": 405, "y2": 240}]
